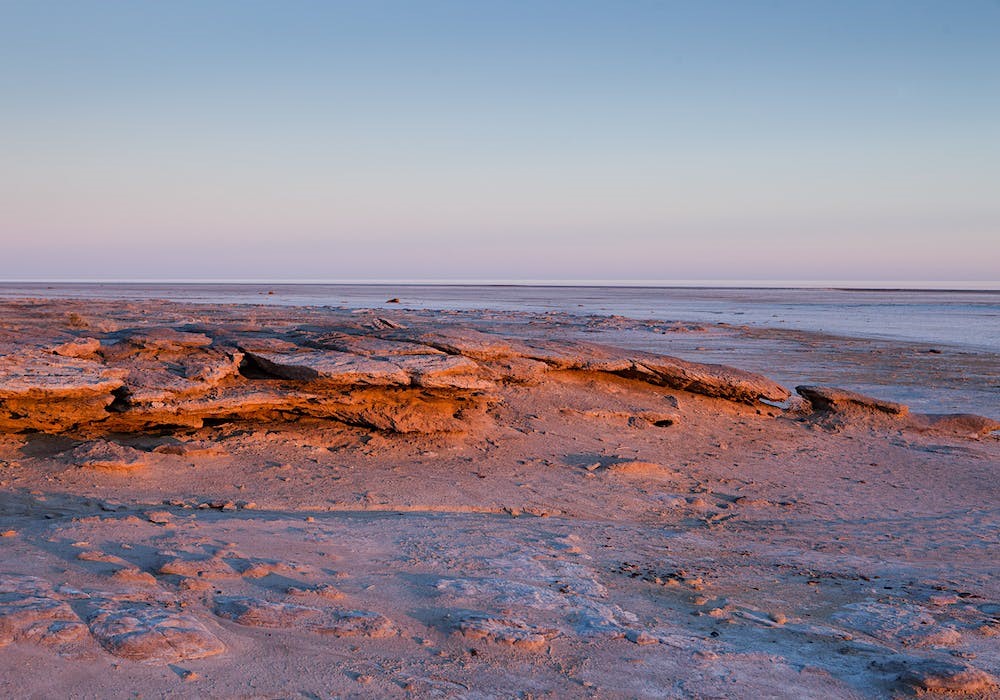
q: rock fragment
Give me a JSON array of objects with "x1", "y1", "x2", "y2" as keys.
[
  {"x1": 51, "y1": 337, "x2": 101, "y2": 358},
  {"x1": 796, "y1": 385, "x2": 908, "y2": 416},
  {"x1": 213, "y1": 596, "x2": 396, "y2": 638},
  {"x1": 70, "y1": 441, "x2": 149, "y2": 472},
  {"x1": 899, "y1": 660, "x2": 998, "y2": 694},
  {"x1": 0, "y1": 575, "x2": 88, "y2": 649},
  {"x1": 158, "y1": 556, "x2": 239, "y2": 580},
  {"x1": 213, "y1": 596, "x2": 322, "y2": 628},
  {"x1": 604, "y1": 460, "x2": 678, "y2": 478},
  {"x1": 0, "y1": 353, "x2": 125, "y2": 431},
  {"x1": 244, "y1": 350, "x2": 409, "y2": 385},
  {"x1": 312, "y1": 609, "x2": 397, "y2": 638},
  {"x1": 110, "y1": 568, "x2": 159, "y2": 586},
  {"x1": 87, "y1": 604, "x2": 225, "y2": 663},
  {"x1": 456, "y1": 613, "x2": 558, "y2": 650},
  {"x1": 908, "y1": 413, "x2": 1000, "y2": 437}
]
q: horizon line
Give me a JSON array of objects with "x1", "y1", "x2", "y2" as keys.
[{"x1": 1, "y1": 278, "x2": 999, "y2": 291}]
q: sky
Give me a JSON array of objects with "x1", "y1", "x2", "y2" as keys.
[{"x1": 1, "y1": 0, "x2": 998, "y2": 283}]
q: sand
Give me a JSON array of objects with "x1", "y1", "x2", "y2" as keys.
[{"x1": 0, "y1": 298, "x2": 997, "y2": 699}]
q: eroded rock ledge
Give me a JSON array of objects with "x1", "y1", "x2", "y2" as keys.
[
  {"x1": 1, "y1": 302, "x2": 993, "y2": 438},
  {"x1": 0, "y1": 311, "x2": 789, "y2": 436}
]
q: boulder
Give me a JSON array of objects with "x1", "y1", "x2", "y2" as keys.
[{"x1": 631, "y1": 354, "x2": 790, "y2": 403}]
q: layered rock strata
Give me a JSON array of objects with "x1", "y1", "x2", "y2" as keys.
[{"x1": 1, "y1": 321, "x2": 790, "y2": 435}]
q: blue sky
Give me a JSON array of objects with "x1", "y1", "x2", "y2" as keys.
[{"x1": 1, "y1": 1, "x2": 998, "y2": 281}]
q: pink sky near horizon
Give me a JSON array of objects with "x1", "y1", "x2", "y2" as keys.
[{"x1": 2, "y1": 1, "x2": 998, "y2": 282}]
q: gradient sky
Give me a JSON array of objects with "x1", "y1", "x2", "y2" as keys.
[{"x1": 2, "y1": 0, "x2": 998, "y2": 282}]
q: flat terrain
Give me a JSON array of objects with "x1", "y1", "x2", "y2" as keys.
[{"x1": 0, "y1": 299, "x2": 997, "y2": 698}]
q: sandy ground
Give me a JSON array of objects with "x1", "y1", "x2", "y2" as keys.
[{"x1": 0, "y1": 299, "x2": 998, "y2": 699}]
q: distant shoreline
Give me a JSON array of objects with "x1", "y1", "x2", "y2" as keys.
[
  {"x1": 1, "y1": 282, "x2": 997, "y2": 354},
  {"x1": 1, "y1": 279, "x2": 999, "y2": 292}
]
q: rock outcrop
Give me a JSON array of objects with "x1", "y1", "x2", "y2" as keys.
[
  {"x1": 0, "y1": 317, "x2": 791, "y2": 436},
  {"x1": 4, "y1": 310, "x2": 994, "y2": 440},
  {"x1": 796, "y1": 385, "x2": 999, "y2": 437},
  {"x1": 0, "y1": 353, "x2": 126, "y2": 432}
]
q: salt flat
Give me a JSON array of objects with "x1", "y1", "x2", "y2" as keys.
[{"x1": 0, "y1": 298, "x2": 997, "y2": 698}]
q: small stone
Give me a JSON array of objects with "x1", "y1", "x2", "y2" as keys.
[
  {"x1": 111, "y1": 568, "x2": 158, "y2": 586},
  {"x1": 286, "y1": 583, "x2": 344, "y2": 600},
  {"x1": 178, "y1": 578, "x2": 212, "y2": 592},
  {"x1": 626, "y1": 630, "x2": 658, "y2": 645},
  {"x1": 76, "y1": 550, "x2": 123, "y2": 563},
  {"x1": 929, "y1": 594, "x2": 959, "y2": 606},
  {"x1": 606, "y1": 460, "x2": 677, "y2": 478}
]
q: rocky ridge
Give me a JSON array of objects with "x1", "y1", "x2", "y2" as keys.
[
  {"x1": 0, "y1": 314, "x2": 791, "y2": 436},
  {"x1": 3, "y1": 305, "x2": 993, "y2": 439}
]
